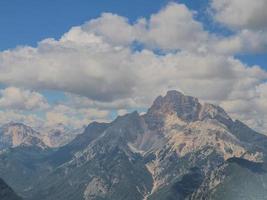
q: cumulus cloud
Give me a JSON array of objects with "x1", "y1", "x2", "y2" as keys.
[
  {"x1": 0, "y1": 37, "x2": 136, "y2": 101},
  {"x1": 0, "y1": 87, "x2": 49, "y2": 110},
  {"x1": 45, "y1": 104, "x2": 109, "y2": 128},
  {"x1": 78, "y1": 3, "x2": 208, "y2": 51},
  {"x1": 117, "y1": 109, "x2": 128, "y2": 116},
  {"x1": 210, "y1": 0, "x2": 267, "y2": 54},
  {"x1": 211, "y1": 0, "x2": 267, "y2": 30},
  {"x1": 221, "y1": 82, "x2": 267, "y2": 132},
  {"x1": 82, "y1": 13, "x2": 135, "y2": 46},
  {"x1": 0, "y1": 110, "x2": 44, "y2": 128},
  {"x1": 134, "y1": 3, "x2": 208, "y2": 51},
  {"x1": 212, "y1": 30, "x2": 267, "y2": 54},
  {"x1": 0, "y1": 96, "x2": 111, "y2": 129},
  {"x1": 0, "y1": 2, "x2": 267, "y2": 133}
]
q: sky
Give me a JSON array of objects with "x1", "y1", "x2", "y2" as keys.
[{"x1": 0, "y1": 0, "x2": 267, "y2": 133}]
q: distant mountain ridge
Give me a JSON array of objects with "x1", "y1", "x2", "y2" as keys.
[
  {"x1": 0, "y1": 122, "x2": 83, "y2": 149},
  {"x1": 0, "y1": 90, "x2": 267, "y2": 200},
  {"x1": 0, "y1": 122, "x2": 47, "y2": 150},
  {"x1": 40, "y1": 123, "x2": 83, "y2": 148}
]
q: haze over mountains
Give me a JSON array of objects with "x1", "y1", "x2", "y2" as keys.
[{"x1": 0, "y1": 90, "x2": 267, "y2": 200}]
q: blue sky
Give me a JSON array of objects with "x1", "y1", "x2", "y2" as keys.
[
  {"x1": 0, "y1": 0, "x2": 170, "y2": 50},
  {"x1": 0, "y1": 0, "x2": 224, "y2": 49},
  {"x1": 0, "y1": 0, "x2": 267, "y2": 132},
  {"x1": 1, "y1": 0, "x2": 266, "y2": 69}
]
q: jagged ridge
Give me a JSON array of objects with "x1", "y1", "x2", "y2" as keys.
[{"x1": 1, "y1": 90, "x2": 267, "y2": 200}]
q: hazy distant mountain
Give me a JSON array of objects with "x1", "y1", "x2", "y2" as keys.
[
  {"x1": 0, "y1": 122, "x2": 47, "y2": 150},
  {"x1": 0, "y1": 122, "x2": 83, "y2": 150},
  {"x1": 40, "y1": 123, "x2": 84, "y2": 148},
  {"x1": 0, "y1": 178, "x2": 22, "y2": 200},
  {"x1": 1, "y1": 90, "x2": 267, "y2": 200}
]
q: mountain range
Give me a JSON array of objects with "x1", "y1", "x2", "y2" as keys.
[
  {"x1": 0, "y1": 90, "x2": 267, "y2": 200},
  {"x1": 0, "y1": 122, "x2": 83, "y2": 149}
]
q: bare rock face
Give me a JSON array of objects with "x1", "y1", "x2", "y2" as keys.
[
  {"x1": 0, "y1": 123, "x2": 47, "y2": 150},
  {"x1": 151, "y1": 90, "x2": 201, "y2": 120},
  {"x1": 145, "y1": 90, "x2": 201, "y2": 130}
]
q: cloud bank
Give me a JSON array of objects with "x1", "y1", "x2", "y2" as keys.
[{"x1": 0, "y1": 2, "x2": 267, "y2": 133}]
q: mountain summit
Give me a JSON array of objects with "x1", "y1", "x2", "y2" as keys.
[
  {"x1": 0, "y1": 122, "x2": 47, "y2": 150},
  {"x1": 147, "y1": 90, "x2": 231, "y2": 125},
  {"x1": 148, "y1": 90, "x2": 201, "y2": 121},
  {"x1": 1, "y1": 90, "x2": 267, "y2": 200}
]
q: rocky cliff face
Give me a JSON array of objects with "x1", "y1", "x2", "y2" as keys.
[{"x1": 1, "y1": 90, "x2": 267, "y2": 200}]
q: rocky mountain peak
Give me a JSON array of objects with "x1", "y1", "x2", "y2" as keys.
[
  {"x1": 0, "y1": 122, "x2": 46, "y2": 150},
  {"x1": 147, "y1": 90, "x2": 201, "y2": 123},
  {"x1": 146, "y1": 90, "x2": 234, "y2": 127}
]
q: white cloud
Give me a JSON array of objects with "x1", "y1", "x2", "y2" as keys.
[
  {"x1": 211, "y1": 0, "x2": 267, "y2": 30},
  {"x1": 134, "y1": 3, "x2": 208, "y2": 51},
  {"x1": 210, "y1": 0, "x2": 267, "y2": 54},
  {"x1": 117, "y1": 109, "x2": 128, "y2": 116},
  {"x1": 0, "y1": 110, "x2": 44, "y2": 128},
  {"x1": 211, "y1": 30, "x2": 267, "y2": 54},
  {"x1": 0, "y1": 2, "x2": 267, "y2": 133},
  {"x1": 77, "y1": 3, "x2": 208, "y2": 51},
  {"x1": 0, "y1": 37, "x2": 136, "y2": 101},
  {"x1": 82, "y1": 13, "x2": 135, "y2": 46},
  {"x1": 45, "y1": 104, "x2": 110, "y2": 128},
  {"x1": 0, "y1": 97, "x2": 111, "y2": 129},
  {"x1": 0, "y1": 87, "x2": 49, "y2": 110},
  {"x1": 221, "y1": 82, "x2": 267, "y2": 132}
]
